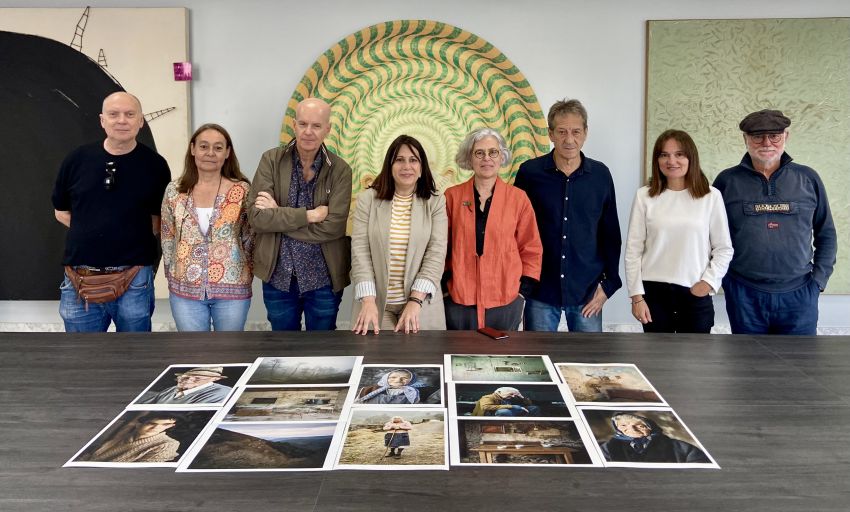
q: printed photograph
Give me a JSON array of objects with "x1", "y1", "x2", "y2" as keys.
[
  {"x1": 186, "y1": 422, "x2": 336, "y2": 470},
  {"x1": 132, "y1": 364, "x2": 248, "y2": 407},
  {"x1": 453, "y1": 383, "x2": 571, "y2": 417},
  {"x1": 247, "y1": 356, "x2": 359, "y2": 385},
  {"x1": 448, "y1": 355, "x2": 554, "y2": 382},
  {"x1": 338, "y1": 409, "x2": 446, "y2": 468},
  {"x1": 456, "y1": 419, "x2": 593, "y2": 465},
  {"x1": 67, "y1": 409, "x2": 216, "y2": 467},
  {"x1": 581, "y1": 408, "x2": 716, "y2": 467},
  {"x1": 354, "y1": 365, "x2": 442, "y2": 406},
  {"x1": 223, "y1": 386, "x2": 349, "y2": 422},
  {"x1": 557, "y1": 363, "x2": 664, "y2": 404}
]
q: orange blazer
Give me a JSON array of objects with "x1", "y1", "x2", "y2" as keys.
[{"x1": 445, "y1": 177, "x2": 542, "y2": 327}]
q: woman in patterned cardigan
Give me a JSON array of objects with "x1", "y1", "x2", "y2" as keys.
[{"x1": 161, "y1": 123, "x2": 254, "y2": 331}]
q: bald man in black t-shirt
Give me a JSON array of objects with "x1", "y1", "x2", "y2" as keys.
[{"x1": 52, "y1": 92, "x2": 170, "y2": 332}]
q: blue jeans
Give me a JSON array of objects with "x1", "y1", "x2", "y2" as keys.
[
  {"x1": 262, "y1": 280, "x2": 342, "y2": 331},
  {"x1": 493, "y1": 405, "x2": 542, "y2": 417},
  {"x1": 59, "y1": 266, "x2": 154, "y2": 332},
  {"x1": 523, "y1": 298, "x2": 602, "y2": 332},
  {"x1": 723, "y1": 274, "x2": 819, "y2": 335},
  {"x1": 169, "y1": 294, "x2": 250, "y2": 331}
]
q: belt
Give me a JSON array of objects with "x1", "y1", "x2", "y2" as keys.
[{"x1": 73, "y1": 266, "x2": 130, "y2": 276}]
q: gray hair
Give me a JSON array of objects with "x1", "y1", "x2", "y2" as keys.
[
  {"x1": 548, "y1": 98, "x2": 588, "y2": 130},
  {"x1": 454, "y1": 128, "x2": 512, "y2": 171}
]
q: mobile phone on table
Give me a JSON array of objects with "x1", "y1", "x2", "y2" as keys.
[{"x1": 478, "y1": 326, "x2": 508, "y2": 340}]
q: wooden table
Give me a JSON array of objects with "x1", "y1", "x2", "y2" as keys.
[
  {"x1": 472, "y1": 444, "x2": 575, "y2": 463},
  {"x1": 2, "y1": 330, "x2": 848, "y2": 511}
]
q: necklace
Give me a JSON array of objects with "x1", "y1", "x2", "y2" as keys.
[{"x1": 191, "y1": 174, "x2": 223, "y2": 208}]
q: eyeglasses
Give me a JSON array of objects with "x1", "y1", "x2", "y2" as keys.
[
  {"x1": 748, "y1": 133, "x2": 784, "y2": 144},
  {"x1": 472, "y1": 148, "x2": 501, "y2": 160},
  {"x1": 103, "y1": 161, "x2": 117, "y2": 190}
]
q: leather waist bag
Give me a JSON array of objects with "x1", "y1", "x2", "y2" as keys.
[{"x1": 64, "y1": 265, "x2": 143, "y2": 305}]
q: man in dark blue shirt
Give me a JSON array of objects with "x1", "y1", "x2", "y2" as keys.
[
  {"x1": 514, "y1": 99, "x2": 622, "y2": 332},
  {"x1": 713, "y1": 109, "x2": 836, "y2": 335}
]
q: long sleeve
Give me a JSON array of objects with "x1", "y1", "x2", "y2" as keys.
[
  {"x1": 811, "y1": 174, "x2": 837, "y2": 291},
  {"x1": 247, "y1": 149, "x2": 309, "y2": 234},
  {"x1": 159, "y1": 182, "x2": 178, "y2": 277},
  {"x1": 350, "y1": 189, "x2": 377, "y2": 295},
  {"x1": 515, "y1": 192, "x2": 543, "y2": 280},
  {"x1": 598, "y1": 180, "x2": 623, "y2": 298},
  {"x1": 412, "y1": 193, "x2": 448, "y2": 291},
  {"x1": 624, "y1": 188, "x2": 648, "y2": 297},
  {"x1": 285, "y1": 160, "x2": 353, "y2": 243},
  {"x1": 701, "y1": 189, "x2": 734, "y2": 293}
]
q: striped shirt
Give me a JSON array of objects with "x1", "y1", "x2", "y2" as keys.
[{"x1": 385, "y1": 193, "x2": 413, "y2": 304}]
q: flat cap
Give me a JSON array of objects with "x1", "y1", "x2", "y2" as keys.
[
  {"x1": 176, "y1": 366, "x2": 226, "y2": 378},
  {"x1": 739, "y1": 109, "x2": 791, "y2": 135}
]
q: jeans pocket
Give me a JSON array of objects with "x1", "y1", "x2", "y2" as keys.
[
  {"x1": 59, "y1": 275, "x2": 75, "y2": 291},
  {"x1": 128, "y1": 267, "x2": 152, "y2": 290}
]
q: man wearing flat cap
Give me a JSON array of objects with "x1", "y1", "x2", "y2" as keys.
[
  {"x1": 713, "y1": 109, "x2": 837, "y2": 335},
  {"x1": 138, "y1": 366, "x2": 233, "y2": 405}
]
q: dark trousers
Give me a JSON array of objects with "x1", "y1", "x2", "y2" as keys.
[
  {"x1": 642, "y1": 281, "x2": 714, "y2": 334},
  {"x1": 444, "y1": 295, "x2": 524, "y2": 330},
  {"x1": 722, "y1": 274, "x2": 819, "y2": 335}
]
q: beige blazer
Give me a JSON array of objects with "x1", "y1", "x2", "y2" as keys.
[{"x1": 350, "y1": 188, "x2": 447, "y2": 329}]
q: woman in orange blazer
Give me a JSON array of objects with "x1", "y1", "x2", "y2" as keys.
[{"x1": 443, "y1": 128, "x2": 543, "y2": 330}]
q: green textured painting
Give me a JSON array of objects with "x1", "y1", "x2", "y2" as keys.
[
  {"x1": 646, "y1": 18, "x2": 849, "y2": 294},
  {"x1": 280, "y1": 19, "x2": 550, "y2": 228}
]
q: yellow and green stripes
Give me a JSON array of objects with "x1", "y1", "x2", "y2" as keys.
[{"x1": 281, "y1": 19, "x2": 549, "y2": 198}]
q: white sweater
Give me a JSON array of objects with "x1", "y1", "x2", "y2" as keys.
[{"x1": 625, "y1": 186, "x2": 733, "y2": 297}]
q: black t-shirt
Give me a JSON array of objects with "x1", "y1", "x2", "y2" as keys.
[{"x1": 51, "y1": 142, "x2": 171, "y2": 266}]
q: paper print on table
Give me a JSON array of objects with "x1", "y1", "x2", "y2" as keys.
[
  {"x1": 179, "y1": 422, "x2": 338, "y2": 471},
  {"x1": 223, "y1": 386, "x2": 349, "y2": 422},
  {"x1": 246, "y1": 356, "x2": 362, "y2": 386},
  {"x1": 579, "y1": 407, "x2": 719, "y2": 469},
  {"x1": 450, "y1": 382, "x2": 573, "y2": 418},
  {"x1": 556, "y1": 363, "x2": 666, "y2": 405},
  {"x1": 352, "y1": 364, "x2": 443, "y2": 406},
  {"x1": 65, "y1": 409, "x2": 216, "y2": 468},
  {"x1": 445, "y1": 354, "x2": 557, "y2": 382},
  {"x1": 451, "y1": 418, "x2": 599, "y2": 467},
  {"x1": 129, "y1": 364, "x2": 249, "y2": 408},
  {"x1": 335, "y1": 408, "x2": 447, "y2": 470}
]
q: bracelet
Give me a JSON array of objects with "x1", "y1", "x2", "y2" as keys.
[
  {"x1": 631, "y1": 298, "x2": 644, "y2": 305},
  {"x1": 407, "y1": 296, "x2": 423, "y2": 306}
]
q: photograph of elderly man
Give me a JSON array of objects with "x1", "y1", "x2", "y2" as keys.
[{"x1": 137, "y1": 366, "x2": 235, "y2": 405}]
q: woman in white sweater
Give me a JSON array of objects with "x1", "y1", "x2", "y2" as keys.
[{"x1": 625, "y1": 130, "x2": 733, "y2": 333}]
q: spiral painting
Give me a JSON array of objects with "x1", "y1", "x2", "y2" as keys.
[{"x1": 280, "y1": 20, "x2": 550, "y2": 201}]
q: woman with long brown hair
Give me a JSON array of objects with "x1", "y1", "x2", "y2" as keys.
[
  {"x1": 161, "y1": 123, "x2": 253, "y2": 331},
  {"x1": 624, "y1": 129, "x2": 733, "y2": 333}
]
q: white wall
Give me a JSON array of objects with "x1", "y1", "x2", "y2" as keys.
[{"x1": 3, "y1": 0, "x2": 848, "y2": 332}]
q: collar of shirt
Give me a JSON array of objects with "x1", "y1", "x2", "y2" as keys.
[
  {"x1": 544, "y1": 150, "x2": 591, "y2": 178},
  {"x1": 293, "y1": 150, "x2": 324, "y2": 181}
]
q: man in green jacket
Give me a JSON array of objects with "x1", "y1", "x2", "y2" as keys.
[{"x1": 249, "y1": 98, "x2": 352, "y2": 330}]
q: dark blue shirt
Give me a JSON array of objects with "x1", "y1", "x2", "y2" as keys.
[
  {"x1": 713, "y1": 152, "x2": 836, "y2": 292},
  {"x1": 514, "y1": 151, "x2": 622, "y2": 307},
  {"x1": 269, "y1": 152, "x2": 331, "y2": 293}
]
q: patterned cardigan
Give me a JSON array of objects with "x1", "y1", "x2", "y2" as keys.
[{"x1": 161, "y1": 180, "x2": 254, "y2": 300}]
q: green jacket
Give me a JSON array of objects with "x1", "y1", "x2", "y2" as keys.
[{"x1": 248, "y1": 142, "x2": 352, "y2": 292}]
